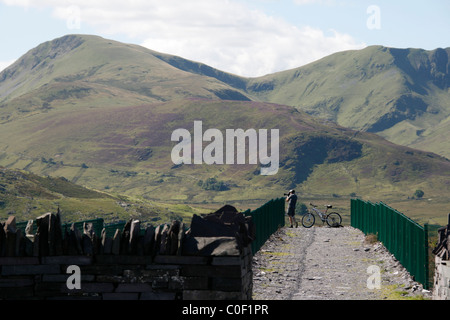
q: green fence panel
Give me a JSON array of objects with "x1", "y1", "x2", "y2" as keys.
[
  {"x1": 350, "y1": 199, "x2": 429, "y2": 289},
  {"x1": 62, "y1": 218, "x2": 104, "y2": 238},
  {"x1": 15, "y1": 220, "x2": 35, "y2": 234},
  {"x1": 103, "y1": 221, "x2": 127, "y2": 238},
  {"x1": 245, "y1": 197, "x2": 285, "y2": 255}
]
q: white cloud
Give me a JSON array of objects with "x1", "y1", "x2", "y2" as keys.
[{"x1": 1, "y1": 0, "x2": 365, "y2": 77}]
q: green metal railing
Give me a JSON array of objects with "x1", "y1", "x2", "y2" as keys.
[
  {"x1": 244, "y1": 197, "x2": 285, "y2": 254},
  {"x1": 351, "y1": 198, "x2": 431, "y2": 289}
]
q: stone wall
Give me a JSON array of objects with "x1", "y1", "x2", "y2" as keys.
[
  {"x1": 0, "y1": 246, "x2": 253, "y2": 300},
  {"x1": 432, "y1": 218, "x2": 450, "y2": 300},
  {"x1": 432, "y1": 256, "x2": 450, "y2": 300},
  {"x1": 0, "y1": 206, "x2": 255, "y2": 300}
]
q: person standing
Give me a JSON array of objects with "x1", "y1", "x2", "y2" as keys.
[{"x1": 286, "y1": 189, "x2": 298, "y2": 228}]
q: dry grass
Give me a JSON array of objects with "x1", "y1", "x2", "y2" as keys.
[{"x1": 364, "y1": 233, "x2": 379, "y2": 245}]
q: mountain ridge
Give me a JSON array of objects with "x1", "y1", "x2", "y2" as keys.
[
  {"x1": 144, "y1": 43, "x2": 450, "y2": 159},
  {"x1": 244, "y1": 45, "x2": 450, "y2": 158},
  {"x1": 0, "y1": 34, "x2": 253, "y2": 108},
  {"x1": 2, "y1": 35, "x2": 448, "y2": 156}
]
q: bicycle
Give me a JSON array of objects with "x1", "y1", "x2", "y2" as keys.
[{"x1": 301, "y1": 203, "x2": 342, "y2": 228}]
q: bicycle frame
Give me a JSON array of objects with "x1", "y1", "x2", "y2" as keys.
[
  {"x1": 310, "y1": 206, "x2": 330, "y2": 221},
  {"x1": 302, "y1": 203, "x2": 342, "y2": 228}
]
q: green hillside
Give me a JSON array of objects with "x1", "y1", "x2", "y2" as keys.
[
  {"x1": 0, "y1": 34, "x2": 250, "y2": 123},
  {"x1": 2, "y1": 36, "x2": 448, "y2": 160},
  {"x1": 244, "y1": 46, "x2": 450, "y2": 159},
  {"x1": 0, "y1": 166, "x2": 209, "y2": 226},
  {"x1": 0, "y1": 35, "x2": 449, "y2": 225},
  {"x1": 140, "y1": 44, "x2": 450, "y2": 159},
  {"x1": 0, "y1": 97, "x2": 448, "y2": 219}
]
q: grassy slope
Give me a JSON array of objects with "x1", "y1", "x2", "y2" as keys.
[
  {"x1": 0, "y1": 34, "x2": 252, "y2": 135},
  {"x1": 140, "y1": 43, "x2": 450, "y2": 159},
  {"x1": 0, "y1": 99, "x2": 448, "y2": 224},
  {"x1": 245, "y1": 46, "x2": 450, "y2": 159},
  {"x1": 0, "y1": 166, "x2": 210, "y2": 226}
]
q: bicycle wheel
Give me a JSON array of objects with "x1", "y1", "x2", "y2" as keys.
[
  {"x1": 302, "y1": 213, "x2": 315, "y2": 228},
  {"x1": 326, "y1": 212, "x2": 342, "y2": 227}
]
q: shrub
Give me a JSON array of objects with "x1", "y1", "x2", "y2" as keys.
[
  {"x1": 414, "y1": 189, "x2": 424, "y2": 199},
  {"x1": 365, "y1": 233, "x2": 378, "y2": 245},
  {"x1": 198, "y1": 178, "x2": 229, "y2": 191}
]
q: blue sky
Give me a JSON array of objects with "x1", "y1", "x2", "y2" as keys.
[{"x1": 0, "y1": 0, "x2": 449, "y2": 77}]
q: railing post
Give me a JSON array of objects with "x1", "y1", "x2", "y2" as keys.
[{"x1": 424, "y1": 223, "x2": 429, "y2": 290}]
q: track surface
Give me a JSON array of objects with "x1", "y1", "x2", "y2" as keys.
[{"x1": 252, "y1": 226, "x2": 430, "y2": 300}]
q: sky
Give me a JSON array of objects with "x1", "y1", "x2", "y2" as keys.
[{"x1": 0, "y1": 0, "x2": 449, "y2": 77}]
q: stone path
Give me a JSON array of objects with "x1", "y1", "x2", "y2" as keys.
[{"x1": 252, "y1": 225, "x2": 431, "y2": 300}]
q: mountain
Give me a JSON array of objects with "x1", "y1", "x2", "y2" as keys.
[
  {"x1": 244, "y1": 45, "x2": 450, "y2": 159},
  {"x1": 0, "y1": 35, "x2": 250, "y2": 120},
  {"x1": 0, "y1": 35, "x2": 449, "y2": 225},
  {"x1": 154, "y1": 45, "x2": 450, "y2": 159},
  {"x1": 2, "y1": 36, "x2": 448, "y2": 158}
]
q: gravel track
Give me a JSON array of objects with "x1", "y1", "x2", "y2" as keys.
[{"x1": 252, "y1": 225, "x2": 431, "y2": 300}]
